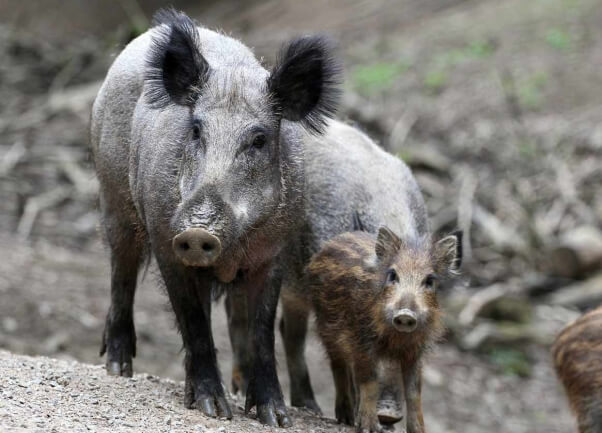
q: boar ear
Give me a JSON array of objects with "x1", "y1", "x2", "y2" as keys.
[
  {"x1": 432, "y1": 231, "x2": 463, "y2": 277},
  {"x1": 145, "y1": 8, "x2": 210, "y2": 108},
  {"x1": 375, "y1": 226, "x2": 402, "y2": 261},
  {"x1": 268, "y1": 35, "x2": 342, "y2": 134}
]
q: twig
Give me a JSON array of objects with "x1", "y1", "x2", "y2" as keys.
[
  {"x1": 17, "y1": 187, "x2": 72, "y2": 240},
  {"x1": 458, "y1": 283, "x2": 507, "y2": 326},
  {"x1": 388, "y1": 110, "x2": 417, "y2": 151},
  {"x1": 472, "y1": 203, "x2": 528, "y2": 254},
  {"x1": 456, "y1": 167, "x2": 477, "y2": 263},
  {"x1": 0, "y1": 140, "x2": 26, "y2": 176},
  {"x1": 57, "y1": 150, "x2": 98, "y2": 197}
]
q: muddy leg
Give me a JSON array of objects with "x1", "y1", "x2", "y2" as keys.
[
  {"x1": 279, "y1": 290, "x2": 321, "y2": 413},
  {"x1": 352, "y1": 357, "x2": 383, "y2": 433},
  {"x1": 330, "y1": 355, "x2": 354, "y2": 425},
  {"x1": 225, "y1": 287, "x2": 250, "y2": 395},
  {"x1": 99, "y1": 195, "x2": 145, "y2": 377},
  {"x1": 377, "y1": 360, "x2": 404, "y2": 425},
  {"x1": 402, "y1": 362, "x2": 424, "y2": 433}
]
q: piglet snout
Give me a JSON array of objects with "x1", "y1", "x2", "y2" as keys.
[{"x1": 392, "y1": 309, "x2": 417, "y2": 333}]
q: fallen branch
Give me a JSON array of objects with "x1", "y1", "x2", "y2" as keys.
[
  {"x1": 17, "y1": 187, "x2": 72, "y2": 240},
  {"x1": 545, "y1": 272, "x2": 602, "y2": 309},
  {"x1": 472, "y1": 203, "x2": 528, "y2": 254}
]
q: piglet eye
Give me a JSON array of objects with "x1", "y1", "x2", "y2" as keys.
[
  {"x1": 191, "y1": 122, "x2": 201, "y2": 141},
  {"x1": 423, "y1": 274, "x2": 438, "y2": 289},
  {"x1": 252, "y1": 133, "x2": 266, "y2": 149},
  {"x1": 385, "y1": 268, "x2": 398, "y2": 284}
]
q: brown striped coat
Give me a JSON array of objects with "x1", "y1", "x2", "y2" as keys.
[{"x1": 552, "y1": 306, "x2": 602, "y2": 433}]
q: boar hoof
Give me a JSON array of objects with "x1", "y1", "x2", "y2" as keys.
[
  {"x1": 99, "y1": 317, "x2": 136, "y2": 378},
  {"x1": 335, "y1": 401, "x2": 355, "y2": 425},
  {"x1": 377, "y1": 398, "x2": 403, "y2": 425},
  {"x1": 256, "y1": 401, "x2": 292, "y2": 427},
  {"x1": 245, "y1": 380, "x2": 292, "y2": 427},
  {"x1": 185, "y1": 379, "x2": 232, "y2": 419},
  {"x1": 356, "y1": 417, "x2": 384, "y2": 433}
]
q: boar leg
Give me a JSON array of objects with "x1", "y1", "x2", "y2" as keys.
[
  {"x1": 377, "y1": 361, "x2": 404, "y2": 425},
  {"x1": 279, "y1": 290, "x2": 321, "y2": 413},
  {"x1": 160, "y1": 264, "x2": 232, "y2": 419},
  {"x1": 353, "y1": 358, "x2": 383, "y2": 433},
  {"x1": 402, "y1": 362, "x2": 425, "y2": 433},
  {"x1": 244, "y1": 267, "x2": 292, "y2": 427},
  {"x1": 99, "y1": 197, "x2": 145, "y2": 377},
  {"x1": 330, "y1": 355, "x2": 354, "y2": 425},
  {"x1": 225, "y1": 287, "x2": 250, "y2": 395}
]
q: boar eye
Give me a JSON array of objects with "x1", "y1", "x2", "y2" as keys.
[
  {"x1": 385, "y1": 268, "x2": 398, "y2": 284},
  {"x1": 423, "y1": 274, "x2": 438, "y2": 289},
  {"x1": 252, "y1": 133, "x2": 266, "y2": 149},
  {"x1": 191, "y1": 122, "x2": 201, "y2": 141}
]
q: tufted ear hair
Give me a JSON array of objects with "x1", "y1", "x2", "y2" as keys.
[
  {"x1": 432, "y1": 230, "x2": 463, "y2": 278},
  {"x1": 268, "y1": 35, "x2": 342, "y2": 134},
  {"x1": 145, "y1": 8, "x2": 210, "y2": 108},
  {"x1": 375, "y1": 226, "x2": 402, "y2": 261}
]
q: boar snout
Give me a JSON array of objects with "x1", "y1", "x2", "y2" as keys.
[
  {"x1": 172, "y1": 228, "x2": 222, "y2": 267},
  {"x1": 392, "y1": 309, "x2": 417, "y2": 333}
]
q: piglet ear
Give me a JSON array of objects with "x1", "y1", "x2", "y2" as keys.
[
  {"x1": 375, "y1": 226, "x2": 402, "y2": 261},
  {"x1": 433, "y1": 231, "x2": 463, "y2": 277},
  {"x1": 268, "y1": 36, "x2": 342, "y2": 134},
  {"x1": 145, "y1": 8, "x2": 210, "y2": 107}
]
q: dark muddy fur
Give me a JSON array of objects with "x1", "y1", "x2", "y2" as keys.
[
  {"x1": 306, "y1": 228, "x2": 461, "y2": 433},
  {"x1": 552, "y1": 307, "x2": 602, "y2": 433},
  {"x1": 92, "y1": 7, "x2": 341, "y2": 427}
]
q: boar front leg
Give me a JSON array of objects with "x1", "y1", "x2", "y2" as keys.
[
  {"x1": 244, "y1": 266, "x2": 292, "y2": 427},
  {"x1": 353, "y1": 357, "x2": 383, "y2": 433},
  {"x1": 329, "y1": 354, "x2": 355, "y2": 425},
  {"x1": 159, "y1": 263, "x2": 232, "y2": 419},
  {"x1": 403, "y1": 362, "x2": 425, "y2": 433}
]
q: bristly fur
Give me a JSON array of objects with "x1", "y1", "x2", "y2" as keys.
[
  {"x1": 268, "y1": 35, "x2": 342, "y2": 134},
  {"x1": 145, "y1": 8, "x2": 210, "y2": 108}
]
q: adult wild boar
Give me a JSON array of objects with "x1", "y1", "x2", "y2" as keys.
[{"x1": 91, "y1": 8, "x2": 340, "y2": 427}]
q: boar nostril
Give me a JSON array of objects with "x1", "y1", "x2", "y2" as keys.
[
  {"x1": 172, "y1": 228, "x2": 222, "y2": 267},
  {"x1": 393, "y1": 309, "x2": 418, "y2": 332}
]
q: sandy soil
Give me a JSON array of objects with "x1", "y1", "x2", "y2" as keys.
[{"x1": 0, "y1": 349, "x2": 350, "y2": 433}]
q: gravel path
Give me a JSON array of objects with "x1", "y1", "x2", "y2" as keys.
[{"x1": 0, "y1": 350, "x2": 351, "y2": 433}]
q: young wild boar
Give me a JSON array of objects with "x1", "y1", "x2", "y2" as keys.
[
  {"x1": 552, "y1": 306, "x2": 602, "y2": 433},
  {"x1": 306, "y1": 227, "x2": 462, "y2": 433}
]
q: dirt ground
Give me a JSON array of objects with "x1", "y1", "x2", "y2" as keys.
[
  {"x1": 0, "y1": 349, "x2": 351, "y2": 433},
  {"x1": 2, "y1": 0, "x2": 601, "y2": 432}
]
